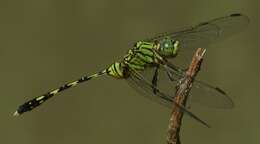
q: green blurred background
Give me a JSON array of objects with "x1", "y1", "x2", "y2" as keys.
[{"x1": 0, "y1": 0, "x2": 258, "y2": 144}]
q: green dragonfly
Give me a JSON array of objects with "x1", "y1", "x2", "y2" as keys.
[{"x1": 14, "y1": 13, "x2": 249, "y2": 127}]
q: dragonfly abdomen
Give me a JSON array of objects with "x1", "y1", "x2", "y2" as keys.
[{"x1": 14, "y1": 71, "x2": 107, "y2": 116}]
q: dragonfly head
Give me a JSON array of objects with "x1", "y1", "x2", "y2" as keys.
[{"x1": 157, "y1": 38, "x2": 179, "y2": 57}]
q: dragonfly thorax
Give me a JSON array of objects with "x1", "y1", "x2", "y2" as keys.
[
  {"x1": 106, "y1": 41, "x2": 160, "y2": 79},
  {"x1": 106, "y1": 39, "x2": 179, "y2": 79},
  {"x1": 123, "y1": 41, "x2": 161, "y2": 70}
]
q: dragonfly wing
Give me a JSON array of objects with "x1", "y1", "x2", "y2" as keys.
[
  {"x1": 147, "y1": 14, "x2": 249, "y2": 46},
  {"x1": 127, "y1": 64, "x2": 182, "y2": 104},
  {"x1": 126, "y1": 67, "x2": 210, "y2": 127},
  {"x1": 126, "y1": 66, "x2": 174, "y2": 108},
  {"x1": 190, "y1": 80, "x2": 234, "y2": 109},
  {"x1": 165, "y1": 62, "x2": 234, "y2": 109},
  {"x1": 145, "y1": 14, "x2": 249, "y2": 66}
]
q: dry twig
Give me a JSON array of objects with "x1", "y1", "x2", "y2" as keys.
[{"x1": 167, "y1": 48, "x2": 206, "y2": 144}]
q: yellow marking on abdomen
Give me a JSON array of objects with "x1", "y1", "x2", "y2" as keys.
[
  {"x1": 50, "y1": 89, "x2": 59, "y2": 95},
  {"x1": 67, "y1": 81, "x2": 78, "y2": 87},
  {"x1": 36, "y1": 96, "x2": 45, "y2": 101}
]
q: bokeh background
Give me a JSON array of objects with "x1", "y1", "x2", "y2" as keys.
[{"x1": 0, "y1": 0, "x2": 258, "y2": 144}]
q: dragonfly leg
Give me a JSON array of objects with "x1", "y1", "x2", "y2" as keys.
[{"x1": 152, "y1": 66, "x2": 159, "y2": 94}]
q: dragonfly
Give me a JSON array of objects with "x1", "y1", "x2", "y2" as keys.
[{"x1": 14, "y1": 13, "x2": 249, "y2": 127}]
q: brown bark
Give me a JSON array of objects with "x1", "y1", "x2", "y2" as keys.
[{"x1": 167, "y1": 48, "x2": 206, "y2": 144}]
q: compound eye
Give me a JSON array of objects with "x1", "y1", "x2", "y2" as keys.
[
  {"x1": 160, "y1": 40, "x2": 172, "y2": 48},
  {"x1": 164, "y1": 42, "x2": 170, "y2": 48}
]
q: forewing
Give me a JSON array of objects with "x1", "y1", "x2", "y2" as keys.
[
  {"x1": 147, "y1": 14, "x2": 249, "y2": 47},
  {"x1": 145, "y1": 14, "x2": 249, "y2": 66},
  {"x1": 126, "y1": 67, "x2": 209, "y2": 127}
]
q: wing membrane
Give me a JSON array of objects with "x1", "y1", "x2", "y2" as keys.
[
  {"x1": 145, "y1": 14, "x2": 249, "y2": 66},
  {"x1": 190, "y1": 80, "x2": 234, "y2": 109},
  {"x1": 147, "y1": 14, "x2": 249, "y2": 48},
  {"x1": 126, "y1": 67, "x2": 210, "y2": 127},
  {"x1": 166, "y1": 62, "x2": 234, "y2": 109}
]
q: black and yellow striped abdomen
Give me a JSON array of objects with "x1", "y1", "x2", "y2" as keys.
[{"x1": 14, "y1": 71, "x2": 107, "y2": 115}]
